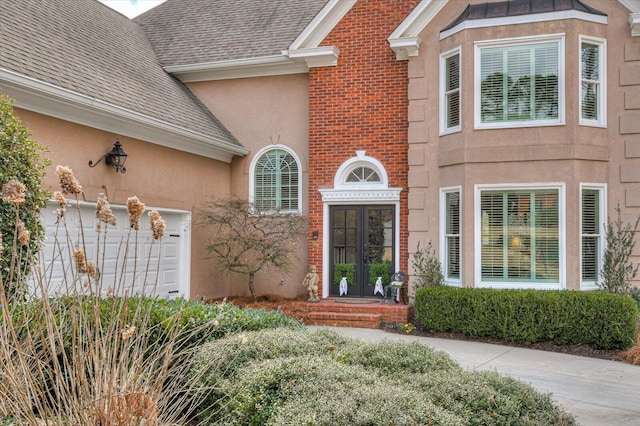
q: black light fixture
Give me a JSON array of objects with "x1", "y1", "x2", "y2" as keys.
[{"x1": 89, "y1": 139, "x2": 128, "y2": 173}]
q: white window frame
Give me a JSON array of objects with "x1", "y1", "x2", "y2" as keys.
[
  {"x1": 579, "y1": 35, "x2": 606, "y2": 128},
  {"x1": 249, "y1": 145, "x2": 302, "y2": 214},
  {"x1": 474, "y1": 34, "x2": 566, "y2": 130},
  {"x1": 440, "y1": 47, "x2": 462, "y2": 135},
  {"x1": 440, "y1": 186, "x2": 462, "y2": 286},
  {"x1": 474, "y1": 183, "x2": 566, "y2": 290},
  {"x1": 580, "y1": 183, "x2": 607, "y2": 290}
]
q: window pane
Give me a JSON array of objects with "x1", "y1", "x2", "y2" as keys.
[
  {"x1": 581, "y1": 42, "x2": 600, "y2": 121},
  {"x1": 581, "y1": 189, "x2": 600, "y2": 281},
  {"x1": 481, "y1": 189, "x2": 559, "y2": 283},
  {"x1": 480, "y1": 41, "x2": 558, "y2": 123},
  {"x1": 445, "y1": 191, "x2": 460, "y2": 280},
  {"x1": 254, "y1": 149, "x2": 299, "y2": 211}
]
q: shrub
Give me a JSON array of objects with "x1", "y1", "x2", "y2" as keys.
[
  {"x1": 0, "y1": 95, "x2": 51, "y2": 296},
  {"x1": 411, "y1": 240, "x2": 444, "y2": 292},
  {"x1": 415, "y1": 286, "x2": 639, "y2": 350},
  {"x1": 600, "y1": 203, "x2": 640, "y2": 295},
  {"x1": 193, "y1": 328, "x2": 575, "y2": 425}
]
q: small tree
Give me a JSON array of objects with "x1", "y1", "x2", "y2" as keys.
[
  {"x1": 411, "y1": 240, "x2": 444, "y2": 292},
  {"x1": 600, "y1": 204, "x2": 640, "y2": 295},
  {"x1": 197, "y1": 196, "x2": 308, "y2": 300},
  {"x1": 0, "y1": 95, "x2": 50, "y2": 295}
]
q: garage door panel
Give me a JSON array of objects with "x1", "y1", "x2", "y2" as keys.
[{"x1": 40, "y1": 202, "x2": 189, "y2": 299}]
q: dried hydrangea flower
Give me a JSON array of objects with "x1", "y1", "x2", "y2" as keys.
[
  {"x1": 149, "y1": 210, "x2": 165, "y2": 240},
  {"x1": 96, "y1": 193, "x2": 117, "y2": 227},
  {"x1": 54, "y1": 191, "x2": 68, "y2": 218},
  {"x1": 1, "y1": 179, "x2": 26, "y2": 205},
  {"x1": 121, "y1": 325, "x2": 136, "y2": 340},
  {"x1": 56, "y1": 165, "x2": 82, "y2": 195},
  {"x1": 73, "y1": 248, "x2": 87, "y2": 273},
  {"x1": 127, "y1": 196, "x2": 145, "y2": 231},
  {"x1": 17, "y1": 221, "x2": 30, "y2": 246},
  {"x1": 86, "y1": 260, "x2": 99, "y2": 278}
]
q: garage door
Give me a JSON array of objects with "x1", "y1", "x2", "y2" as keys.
[{"x1": 39, "y1": 201, "x2": 190, "y2": 299}]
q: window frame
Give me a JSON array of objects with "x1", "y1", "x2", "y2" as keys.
[
  {"x1": 440, "y1": 186, "x2": 462, "y2": 286},
  {"x1": 580, "y1": 183, "x2": 606, "y2": 290},
  {"x1": 474, "y1": 34, "x2": 566, "y2": 130},
  {"x1": 579, "y1": 35, "x2": 606, "y2": 128},
  {"x1": 474, "y1": 183, "x2": 566, "y2": 290},
  {"x1": 440, "y1": 47, "x2": 462, "y2": 135},
  {"x1": 249, "y1": 145, "x2": 302, "y2": 214}
]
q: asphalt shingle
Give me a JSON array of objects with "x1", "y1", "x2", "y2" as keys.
[
  {"x1": 134, "y1": 0, "x2": 329, "y2": 66},
  {"x1": 0, "y1": 0, "x2": 240, "y2": 147}
]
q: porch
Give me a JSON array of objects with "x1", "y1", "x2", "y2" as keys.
[{"x1": 305, "y1": 298, "x2": 412, "y2": 329}]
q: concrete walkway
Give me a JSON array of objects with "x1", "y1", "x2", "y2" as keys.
[{"x1": 308, "y1": 326, "x2": 640, "y2": 426}]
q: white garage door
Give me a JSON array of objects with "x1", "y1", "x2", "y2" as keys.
[{"x1": 39, "y1": 201, "x2": 191, "y2": 299}]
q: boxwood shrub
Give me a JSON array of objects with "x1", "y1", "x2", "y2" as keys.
[{"x1": 414, "y1": 286, "x2": 639, "y2": 350}]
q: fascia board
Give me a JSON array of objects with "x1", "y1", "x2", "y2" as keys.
[
  {"x1": 289, "y1": 0, "x2": 356, "y2": 50},
  {"x1": 388, "y1": 0, "x2": 449, "y2": 60},
  {"x1": 619, "y1": 0, "x2": 640, "y2": 13},
  {"x1": 164, "y1": 55, "x2": 309, "y2": 82},
  {"x1": 1, "y1": 69, "x2": 248, "y2": 162}
]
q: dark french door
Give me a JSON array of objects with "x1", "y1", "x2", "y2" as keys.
[{"x1": 329, "y1": 205, "x2": 395, "y2": 298}]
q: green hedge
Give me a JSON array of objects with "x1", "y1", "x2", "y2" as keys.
[{"x1": 414, "y1": 287, "x2": 639, "y2": 350}]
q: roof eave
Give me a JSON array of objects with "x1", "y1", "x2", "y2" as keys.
[
  {"x1": 1, "y1": 69, "x2": 248, "y2": 162},
  {"x1": 388, "y1": 0, "x2": 449, "y2": 60}
]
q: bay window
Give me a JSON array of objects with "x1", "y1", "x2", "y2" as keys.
[
  {"x1": 579, "y1": 36, "x2": 606, "y2": 127},
  {"x1": 441, "y1": 187, "x2": 461, "y2": 284}
]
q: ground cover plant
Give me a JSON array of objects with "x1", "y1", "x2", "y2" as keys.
[{"x1": 193, "y1": 327, "x2": 576, "y2": 425}]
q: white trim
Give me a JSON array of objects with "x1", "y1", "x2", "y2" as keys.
[
  {"x1": 578, "y1": 35, "x2": 607, "y2": 128},
  {"x1": 164, "y1": 55, "x2": 309, "y2": 82},
  {"x1": 333, "y1": 151, "x2": 389, "y2": 190},
  {"x1": 579, "y1": 183, "x2": 607, "y2": 291},
  {"x1": 320, "y1": 153, "x2": 402, "y2": 298},
  {"x1": 441, "y1": 10, "x2": 607, "y2": 40},
  {"x1": 439, "y1": 46, "x2": 462, "y2": 135},
  {"x1": 388, "y1": 0, "x2": 449, "y2": 60},
  {"x1": 618, "y1": 0, "x2": 640, "y2": 35},
  {"x1": 283, "y1": 46, "x2": 340, "y2": 68},
  {"x1": 0, "y1": 69, "x2": 248, "y2": 162},
  {"x1": 474, "y1": 183, "x2": 566, "y2": 290},
  {"x1": 473, "y1": 34, "x2": 566, "y2": 130},
  {"x1": 289, "y1": 0, "x2": 356, "y2": 50},
  {"x1": 440, "y1": 186, "x2": 462, "y2": 286},
  {"x1": 248, "y1": 145, "x2": 303, "y2": 214}
]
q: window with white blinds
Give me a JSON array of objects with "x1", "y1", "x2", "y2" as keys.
[
  {"x1": 253, "y1": 148, "x2": 299, "y2": 212},
  {"x1": 581, "y1": 185, "x2": 605, "y2": 286},
  {"x1": 480, "y1": 189, "x2": 559, "y2": 284},
  {"x1": 445, "y1": 190, "x2": 461, "y2": 281},
  {"x1": 580, "y1": 36, "x2": 605, "y2": 127},
  {"x1": 476, "y1": 36, "x2": 563, "y2": 128},
  {"x1": 440, "y1": 48, "x2": 461, "y2": 134}
]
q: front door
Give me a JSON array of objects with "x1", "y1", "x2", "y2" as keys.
[{"x1": 329, "y1": 205, "x2": 395, "y2": 298}]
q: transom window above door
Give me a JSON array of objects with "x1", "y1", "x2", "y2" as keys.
[{"x1": 346, "y1": 166, "x2": 381, "y2": 183}]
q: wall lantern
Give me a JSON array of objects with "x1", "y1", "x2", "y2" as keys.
[
  {"x1": 312, "y1": 230, "x2": 319, "y2": 240},
  {"x1": 89, "y1": 139, "x2": 128, "y2": 173}
]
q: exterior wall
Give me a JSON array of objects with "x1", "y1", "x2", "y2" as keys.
[
  {"x1": 14, "y1": 108, "x2": 233, "y2": 300},
  {"x1": 308, "y1": 0, "x2": 419, "y2": 295},
  {"x1": 407, "y1": 0, "x2": 640, "y2": 290},
  {"x1": 187, "y1": 74, "x2": 310, "y2": 297}
]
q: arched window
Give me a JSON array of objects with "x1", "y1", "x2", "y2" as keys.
[
  {"x1": 252, "y1": 148, "x2": 300, "y2": 212},
  {"x1": 345, "y1": 166, "x2": 381, "y2": 183}
]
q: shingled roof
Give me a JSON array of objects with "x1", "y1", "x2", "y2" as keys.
[
  {"x1": 134, "y1": 0, "x2": 329, "y2": 67},
  {"x1": 0, "y1": 0, "x2": 244, "y2": 159}
]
